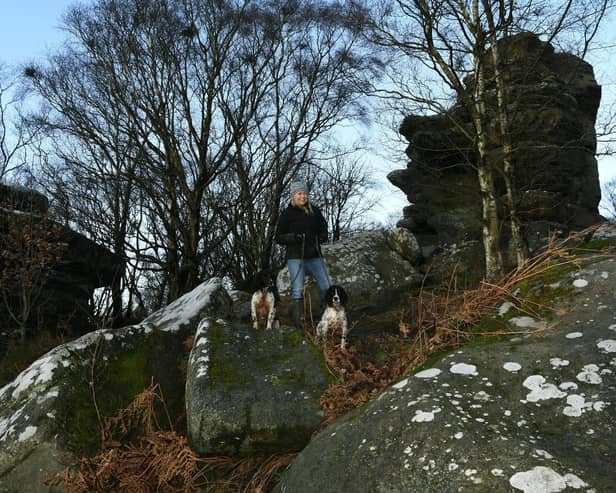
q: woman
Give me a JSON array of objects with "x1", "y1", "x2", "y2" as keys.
[{"x1": 275, "y1": 179, "x2": 331, "y2": 328}]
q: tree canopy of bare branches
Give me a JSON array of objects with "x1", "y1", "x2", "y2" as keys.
[{"x1": 24, "y1": 0, "x2": 380, "y2": 315}]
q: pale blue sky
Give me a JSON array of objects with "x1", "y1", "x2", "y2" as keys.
[{"x1": 0, "y1": 0, "x2": 84, "y2": 66}]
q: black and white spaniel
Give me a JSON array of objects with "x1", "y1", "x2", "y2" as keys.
[
  {"x1": 251, "y1": 269, "x2": 280, "y2": 330},
  {"x1": 316, "y1": 285, "x2": 349, "y2": 349}
]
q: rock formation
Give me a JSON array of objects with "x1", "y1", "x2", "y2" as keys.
[
  {"x1": 388, "y1": 33, "x2": 603, "y2": 281},
  {"x1": 0, "y1": 278, "x2": 232, "y2": 492},
  {"x1": 0, "y1": 182, "x2": 124, "y2": 342},
  {"x1": 278, "y1": 228, "x2": 424, "y2": 308},
  {"x1": 2, "y1": 226, "x2": 616, "y2": 492},
  {"x1": 275, "y1": 254, "x2": 616, "y2": 492},
  {"x1": 186, "y1": 320, "x2": 329, "y2": 456}
]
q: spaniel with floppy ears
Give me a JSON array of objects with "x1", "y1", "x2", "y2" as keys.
[
  {"x1": 251, "y1": 269, "x2": 280, "y2": 330},
  {"x1": 316, "y1": 285, "x2": 349, "y2": 349}
]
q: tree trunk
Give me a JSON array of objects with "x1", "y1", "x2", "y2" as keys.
[
  {"x1": 484, "y1": 2, "x2": 529, "y2": 266},
  {"x1": 473, "y1": 47, "x2": 504, "y2": 281}
]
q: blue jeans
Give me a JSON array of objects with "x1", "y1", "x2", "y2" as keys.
[{"x1": 287, "y1": 257, "x2": 331, "y2": 300}]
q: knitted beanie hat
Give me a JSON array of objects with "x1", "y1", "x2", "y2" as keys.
[{"x1": 289, "y1": 180, "x2": 308, "y2": 198}]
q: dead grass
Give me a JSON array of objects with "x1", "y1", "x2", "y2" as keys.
[{"x1": 47, "y1": 380, "x2": 295, "y2": 493}]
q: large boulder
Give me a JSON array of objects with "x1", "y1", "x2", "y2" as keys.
[
  {"x1": 0, "y1": 278, "x2": 231, "y2": 493},
  {"x1": 389, "y1": 32, "x2": 602, "y2": 281},
  {"x1": 275, "y1": 258, "x2": 616, "y2": 492},
  {"x1": 278, "y1": 228, "x2": 424, "y2": 308},
  {"x1": 0, "y1": 182, "x2": 124, "y2": 342},
  {"x1": 186, "y1": 320, "x2": 330, "y2": 456}
]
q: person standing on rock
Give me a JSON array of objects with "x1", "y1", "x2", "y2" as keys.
[{"x1": 275, "y1": 179, "x2": 331, "y2": 329}]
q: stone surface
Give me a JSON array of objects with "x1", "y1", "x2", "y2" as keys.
[
  {"x1": 278, "y1": 228, "x2": 424, "y2": 308},
  {"x1": 0, "y1": 278, "x2": 231, "y2": 493},
  {"x1": 274, "y1": 258, "x2": 616, "y2": 492},
  {"x1": 186, "y1": 319, "x2": 329, "y2": 456},
  {"x1": 389, "y1": 32, "x2": 602, "y2": 281},
  {"x1": 0, "y1": 182, "x2": 49, "y2": 214},
  {"x1": 0, "y1": 182, "x2": 124, "y2": 341}
]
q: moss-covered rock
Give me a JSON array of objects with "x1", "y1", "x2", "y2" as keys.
[
  {"x1": 0, "y1": 278, "x2": 231, "y2": 492},
  {"x1": 274, "y1": 259, "x2": 616, "y2": 492},
  {"x1": 186, "y1": 319, "x2": 330, "y2": 456}
]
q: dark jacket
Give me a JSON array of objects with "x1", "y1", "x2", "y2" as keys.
[{"x1": 275, "y1": 202, "x2": 328, "y2": 260}]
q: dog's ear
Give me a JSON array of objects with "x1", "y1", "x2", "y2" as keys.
[
  {"x1": 325, "y1": 285, "x2": 334, "y2": 301},
  {"x1": 340, "y1": 286, "x2": 349, "y2": 305}
]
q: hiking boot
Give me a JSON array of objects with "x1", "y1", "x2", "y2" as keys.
[{"x1": 291, "y1": 299, "x2": 303, "y2": 329}]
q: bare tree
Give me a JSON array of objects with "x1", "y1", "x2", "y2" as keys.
[
  {"x1": 0, "y1": 211, "x2": 66, "y2": 344},
  {"x1": 26, "y1": 0, "x2": 380, "y2": 305},
  {"x1": 600, "y1": 177, "x2": 616, "y2": 218},
  {"x1": 0, "y1": 65, "x2": 39, "y2": 180},
  {"x1": 308, "y1": 154, "x2": 377, "y2": 240}
]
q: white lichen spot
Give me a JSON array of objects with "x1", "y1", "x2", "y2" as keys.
[
  {"x1": 533, "y1": 449, "x2": 554, "y2": 459},
  {"x1": 448, "y1": 462, "x2": 459, "y2": 471},
  {"x1": 415, "y1": 368, "x2": 441, "y2": 379},
  {"x1": 454, "y1": 432, "x2": 464, "y2": 439},
  {"x1": 597, "y1": 340, "x2": 616, "y2": 353},
  {"x1": 523, "y1": 375, "x2": 566, "y2": 402},
  {"x1": 510, "y1": 316, "x2": 548, "y2": 330},
  {"x1": 18, "y1": 426, "x2": 37, "y2": 442},
  {"x1": 593, "y1": 401, "x2": 607, "y2": 411},
  {"x1": 550, "y1": 358, "x2": 569, "y2": 368},
  {"x1": 576, "y1": 365, "x2": 602, "y2": 385},
  {"x1": 565, "y1": 332, "x2": 583, "y2": 339},
  {"x1": 563, "y1": 474, "x2": 588, "y2": 489},
  {"x1": 510, "y1": 466, "x2": 587, "y2": 492},
  {"x1": 559, "y1": 382, "x2": 578, "y2": 391},
  {"x1": 563, "y1": 395, "x2": 587, "y2": 417},
  {"x1": 572, "y1": 278, "x2": 588, "y2": 288},
  {"x1": 393, "y1": 378, "x2": 409, "y2": 389},
  {"x1": 473, "y1": 391, "x2": 490, "y2": 401},
  {"x1": 450, "y1": 363, "x2": 478, "y2": 376},
  {"x1": 412, "y1": 409, "x2": 438, "y2": 422},
  {"x1": 504, "y1": 362, "x2": 522, "y2": 372},
  {"x1": 491, "y1": 469, "x2": 505, "y2": 477},
  {"x1": 498, "y1": 302, "x2": 513, "y2": 316}
]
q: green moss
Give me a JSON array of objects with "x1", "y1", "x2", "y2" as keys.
[
  {"x1": 57, "y1": 339, "x2": 152, "y2": 456},
  {"x1": 511, "y1": 262, "x2": 576, "y2": 314},
  {"x1": 282, "y1": 330, "x2": 305, "y2": 347},
  {"x1": 211, "y1": 361, "x2": 245, "y2": 387},
  {"x1": 273, "y1": 370, "x2": 306, "y2": 386},
  {"x1": 411, "y1": 349, "x2": 452, "y2": 373},
  {"x1": 57, "y1": 330, "x2": 186, "y2": 456},
  {"x1": 208, "y1": 321, "x2": 246, "y2": 387},
  {"x1": 575, "y1": 239, "x2": 612, "y2": 251}
]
